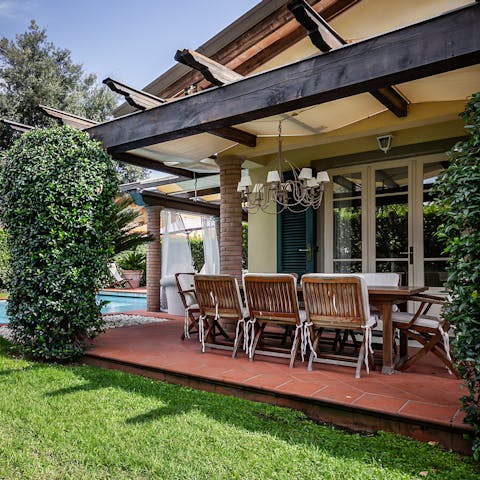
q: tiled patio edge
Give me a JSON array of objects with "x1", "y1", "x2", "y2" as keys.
[{"x1": 82, "y1": 353, "x2": 473, "y2": 455}]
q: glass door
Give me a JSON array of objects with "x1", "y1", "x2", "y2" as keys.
[
  {"x1": 373, "y1": 164, "x2": 411, "y2": 285},
  {"x1": 420, "y1": 160, "x2": 448, "y2": 293},
  {"x1": 331, "y1": 171, "x2": 363, "y2": 273},
  {"x1": 325, "y1": 154, "x2": 449, "y2": 290}
]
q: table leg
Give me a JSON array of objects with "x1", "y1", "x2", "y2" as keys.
[{"x1": 377, "y1": 301, "x2": 395, "y2": 374}]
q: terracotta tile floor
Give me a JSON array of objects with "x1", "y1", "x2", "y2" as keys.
[{"x1": 87, "y1": 310, "x2": 466, "y2": 432}]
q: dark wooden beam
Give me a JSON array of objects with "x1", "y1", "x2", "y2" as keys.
[
  {"x1": 86, "y1": 4, "x2": 480, "y2": 152},
  {"x1": 288, "y1": 0, "x2": 408, "y2": 117},
  {"x1": 171, "y1": 187, "x2": 220, "y2": 198},
  {"x1": 37, "y1": 105, "x2": 97, "y2": 129},
  {"x1": 105, "y1": 76, "x2": 256, "y2": 147},
  {"x1": 140, "y1": 190, "x2": 221, "y2": 217},
  {"x1": 288, "y1": 0, "x2": 344, "y2": 52},
  {"x1": 1, "y1": 119, "x2": 33, "y2": 133},
  {"x1": 159, "y1": 1, "x2": 359, "y2": 99},
  {"x1": 103, "y1": 78, "x2": 167, "y2": 110},
  {"x1": 208, "y1": 126, "x2": 256, "y2": 147},
  {"x1": 175, "y1": 49, "x2": 244, "y2": 86},
  {"x1": 111, "y1": 152, "x2": 209, "y2": 178}
]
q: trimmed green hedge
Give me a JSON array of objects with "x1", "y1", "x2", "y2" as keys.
[
  {"x1": 433, "y1": 92, "x2": 480, "y2": 458},
  {"x1": 0, "y1": 126, "x2": 118, "y2": 360}
]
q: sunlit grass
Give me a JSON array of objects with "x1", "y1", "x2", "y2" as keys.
[{"x1": 0, "y1": 337, "x2": 477, "y2": 480}]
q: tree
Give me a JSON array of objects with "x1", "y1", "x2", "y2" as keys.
[
  {"x1": 1, "y1": 125, "x2": 118, "y2": 360},
  {"x1": 0, "y1": 20, "x2": 147, "y2": 183}
]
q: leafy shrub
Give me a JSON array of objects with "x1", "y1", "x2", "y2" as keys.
[
  {"x1": 432, "y1": 92, "x2": 480, "y2": 458},
  {"x1": 0, "y1": 228, "x2": 11, "y2": 288},
  {"x1": 189, "y1": 237, "x2": 204, "y2": 272},
  {"x1": 0, "y1": 126, "x2": 118, "y2": 360}
]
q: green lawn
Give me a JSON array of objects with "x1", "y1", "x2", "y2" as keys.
[{"x1": 0, "y1": 338, "x2": 477, "y2": 480}]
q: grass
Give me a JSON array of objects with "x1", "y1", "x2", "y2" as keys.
[{"x1": 0, "y1": 338, "x2": 478, "y2": 480}]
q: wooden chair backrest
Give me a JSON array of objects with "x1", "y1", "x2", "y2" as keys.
[
  {"x1": 175, "y1": 272, "x2": 197, "y2": 308},
  {"x1": 243, "y1": 274, "x2": 300, "y2": 325},
  {"x1": 194, "y1": 274, "x2": 243, "y2": 320},
  {"x1": 301, "y1": 274, "x2": 370, "y2": 329},
  {"x1": 360, "y1": 272, "x2": 401, "y2": 287}
]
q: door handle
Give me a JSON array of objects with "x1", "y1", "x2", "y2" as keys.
[
  {"x1": 298, "y1": 245, "x2": 312, "y2": 261},
  {"x1": 400, "y1": 247, "x2": 414, "y2": 264}
]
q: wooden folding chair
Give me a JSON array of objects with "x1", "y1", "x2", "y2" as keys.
[
  {"x1": 194, "y1": 274, "x2": 245, "y2": 352},
  {"x1": 302, "y1": 274, "x2": 377, "y2": 378},
  {"x1": 175, "y1": 272, "x2": 200, "y2": 340},
  {"x1": 392, "y1": 293, "x2": 459, "y2": 376},
  {"x1": 238, "y1": 273, "x2": 303, "y2": 367},
  {"x1": 108, "y1": 262, "x2": 134, "y2": 288}
]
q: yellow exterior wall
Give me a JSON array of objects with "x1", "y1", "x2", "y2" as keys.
[
  {"x1": 247, "y1": 164, "x2": 277, "y2": 273},
  {"x1": 246, "y1": 117, "x2": 466, "y2": 273}
]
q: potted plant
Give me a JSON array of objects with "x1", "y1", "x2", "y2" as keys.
[{"x1": 117, "y1": 250, "x2": 146, "y2": 289}]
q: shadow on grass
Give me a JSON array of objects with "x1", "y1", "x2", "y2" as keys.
[{"x1": 40, "y1": 362, "x2": 479, "y2": 478}]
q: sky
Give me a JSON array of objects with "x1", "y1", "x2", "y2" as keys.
[{"x1": 0, "y1": 0, "x2": 260, "y2": 89}]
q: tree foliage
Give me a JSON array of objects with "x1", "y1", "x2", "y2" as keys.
[
  {"x1": 109, "y1": 194, "x2": 153, "y2": 256},
  {"x1": 432, "y1": 92, "x2": 480, "y2": 458},
  {"x1": 0, "y1": 20, "x2": 147, "y2": 183},
  {"x1": 0, "y1": 126, "x2": 118, "y2": 360}
]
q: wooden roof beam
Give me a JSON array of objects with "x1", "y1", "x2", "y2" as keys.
[
  {"x1": 1, "y1": 119, "x2": 33, "y2": 133},
  {"x1": 37, "y1": 105, "x2": 98, "y2": 129},
  {"x1": 111, "y1": 152, "x2": 209, "y2": 178},
  {"x1": 103, "y1": 78, "x2": 167, "y2": 110},
  {"x1": 174, "y1": 49, "x2": 244, "y2": 86},
  {"x1": 104, "y1": 76, "x2": 256, "y2": 148},
  {"x1": 175, "y1": 49, "x2": 258, "y2": 147},
  {"x1": 86, "y1": 4, "x2": 480, "y2": 152},
  {"x1": 287, "y1": 0, "x2": 408, "y2": 117},
  {"x1": 171, "y1": 186, "x2": 220, "y2": 198}
]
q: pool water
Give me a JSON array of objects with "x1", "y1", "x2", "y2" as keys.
[{"x1": 0, "y1": 291, "x2": 147, "y2": 324}]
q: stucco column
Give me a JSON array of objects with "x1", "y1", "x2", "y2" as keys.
[
  {"x1": 146, "y1": 205, "x2": 162, "y2": 312},
  {"x1": 217, "y1": 155, "x2": 243, "y2": 281}
]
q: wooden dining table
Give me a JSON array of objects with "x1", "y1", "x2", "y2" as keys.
[
  {"x1": 238, "y1": 282, "x2": 428, "y2": 374},
  {"x1": 366, "y1": 285, "x2": 428, "y2": 374}
]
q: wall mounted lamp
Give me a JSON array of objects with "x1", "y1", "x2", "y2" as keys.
[{"x1": 377, "y1": 134, "x2": 393, "y2": 154}]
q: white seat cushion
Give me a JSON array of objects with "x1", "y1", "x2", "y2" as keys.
[{"x1": 392, "y1": 311, "x2": 442, "y2": 329}]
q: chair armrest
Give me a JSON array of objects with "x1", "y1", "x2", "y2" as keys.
[{"x1": 409, "y1": 294, "x2": 445, "y2": 305}]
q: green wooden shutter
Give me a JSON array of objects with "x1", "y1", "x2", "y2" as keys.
[{"x1": 277, "y1": 207, "x2": 315, "y2": 277}]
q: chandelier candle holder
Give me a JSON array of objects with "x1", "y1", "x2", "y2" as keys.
[{"x1": 237, "y1": 120, "x2": 330, "y2": 213}]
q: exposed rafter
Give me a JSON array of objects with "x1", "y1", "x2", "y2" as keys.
[
  {"x1": 288, "y1": 0, "x2": 344, "y2": 52},
  {"x1": 175, "y1": 49, "x2": 243, "y2": 86},
  {"x1": 171, "y1": 186, "x2": 220, "y2": 199},
  {"x1": 35, "y1": 108, "x2": 210, "y2": 177},
  {"x1": 108, "y1": 152, "x2": 210, "y2": 178},
  {"x1": 103, "y1": 78, "x2": 167, "y2": 110},
  {"x1": 287, "y1": 0, "x2": 408, "y2": 117},
  {"x1": 86, "y1": 4, "x2": 480, "y2": 153},
  {"x1": 37, "y1": 105, "x2": 97, "y2": 129},
  {"x1": 1, "y1": 119, "x2": 33, "y2": 133},
  {"x1": 140, "y1": 190, "x2": 220, "y2": 216},
  {"x1": 104, "y1": 77, "x2": 256, "y2": 148}
]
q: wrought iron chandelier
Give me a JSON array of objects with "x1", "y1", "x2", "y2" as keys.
[{"x1": 237, "y1": 120, "x2": 330, "y2": 213}]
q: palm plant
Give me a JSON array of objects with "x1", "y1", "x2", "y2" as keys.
[{"x1": 110, "y1": 194, "x2": 154, "y2": 256}]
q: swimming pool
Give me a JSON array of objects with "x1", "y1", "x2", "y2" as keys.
[{"x1": 0, "y1": 291, "x2": 147, "y2": 324}]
